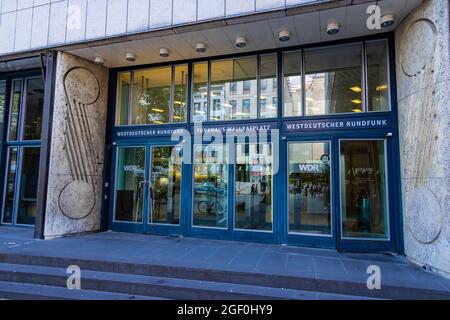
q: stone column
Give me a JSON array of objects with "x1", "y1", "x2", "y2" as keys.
[
  {"x1": 43, "y1": 52, "x2": 108, "y2": 238},
  {"x1": 395, "y1": 0, "x2": 450, "y2": 278}
]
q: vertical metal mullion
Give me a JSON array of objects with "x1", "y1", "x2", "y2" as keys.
[
  {"x1": 170, "y1": 65, "x2": 175, "y2": 123},
  {"x1": 12, "y1": 146, "x2": 22, "y2": 225},
  {"x1": 256, "y1": 55, "x2": 261, "y2": 119},
  {"x1": 128, "y1": 70, "x2": 134, "y2": 125},
  {"x1": 207, "y1": 61, "x2": 211, "y2": 122},
  {"x1": 301, "y1": 50, "x2": 306, "y2": 117},
  {"x1": 362, "y1": 42, "x2": 369, "y2": 113}
]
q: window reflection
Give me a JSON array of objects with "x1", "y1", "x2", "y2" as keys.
[
  {"x1": 132, "y1": 67, "x2": 171, "y2": 125},
  {"x1": 114, "y1": 147, "x2": 145, "y2": 222},
  {"x1": 235, "y1": 143, "x2": 273, "y2": 231},
  {"x1": 304, "y1": 44, "x2": 363, "y2": 115},
  {"x1": 9, "y1": 79, "x2": 22, "y2": 141},
  {"x1": 210, "y1": 57, "x2": 257, "y2": 121},
  {"x1": 2, "y1": 148, "x2": 18, "y2": 224},
  {"x1": 283, "y1": 51, "x2": 302, "y2": 117},
  {"x1": 340, "y1": 140, "x2": 389, "y2": 239},
  {"x1": 193, "y1": 145, "x2": 228, "y2": 228},
  {"x1": 260, "y1": 54, "x2": 278, "y2": 118},
  {"x1": 150, "y1": 146, "x2": 182, "y2": 225},
  {"x1": 288, "y1": 142, "x2": 331, "y2": 235},
  {"x1": 0, "y1": 81, "x2": 5, "y2": 143},
  {"x1": 173, "y1": 65, "x2": 189, "y2": 122},
  {"x1": 23, "y1": 78, "x2": 44, "y2": 140},
  {"x1": 17, "y1": 147, "x2": 40, "y2": 225},
  {"x1": 367, "y1": 40, "x2": 390, "y2": 112},
  {"x1": 116, "y1": 72, "x2": 131, "y2": 126},
  {"x1": 192, "y1": 62, "x2": 208, "y2": 123}
]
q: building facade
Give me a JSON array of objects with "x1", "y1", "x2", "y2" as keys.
[{"x1": 0, "y1": 0, "x2": 448, "y2": 278}]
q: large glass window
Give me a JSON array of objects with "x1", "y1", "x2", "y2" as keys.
[
  {"x1": 116, "y1": 65, "x2": 188, "y2": 125},
  {"x1": 283, "y1": 51, "x2": 302, "y2": 117},
  {"x1": 173, "y1": 65, "x2": 189, "y2": 122},
  {"x1": 260, "y1": 54, "x2": 278, "y2": 118},
  {"x1": 210, "y1": 57, "x2": 258, "y2": 121},
  {"x1": 192, "y1": 62, "x2": 208, "y2": 123},
  {"x1": 116, "y1": 72, "x2": 131, "y2": 126},
  {"x1": 288, "y1": 142, "x2": 331, "y2": 235},
  {"x1": 305, "y1": 44, "x2": 363, "y2": 115},
  {"x1": 150, "y1": 146, "x2": 182, "y2": 225},
  {"x1": 2, "y1": 76, "x2": 44, "y2": 226},
  {"x1": 132, "y1": 67, "x2": 171, "y2": 125},
  {"x1": 193, "y1": 145, "x2": 228, "y2": 228},
  {"x1": 23, "y1": 77, "x2": 44, "y2": 140},
  {"x1": 114, "y1": 147, "x2": 145, "y2": 223},
  {"x1": 340, "y1": 140, "x2": 389, "y2": 239},
  {"x1": 8, "y1": 79, "x2": 22, "y2": 141},
  {"x1": 367, "y1": 40, "x2": 390, "y2": 112},
  {"x1": 235, "y1": 143, "x2": 273, "y2": 231}
]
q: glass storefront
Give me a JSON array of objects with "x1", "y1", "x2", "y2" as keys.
[{"x1": 108, "y1": 37, "x2": 398, "y2": 251}]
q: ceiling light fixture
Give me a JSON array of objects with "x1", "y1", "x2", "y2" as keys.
[
  {"x1": 350, "y1": 86, "x2": 362, "y2": 93},
  {"x1": 278, "y1": 30, "x2": 291, "y2": 42},
  {"x1": 125, "y1": 52, "x2": 136, "y2": 62},
  {"x1": 195, "y1": 42, "x2": 207, "y2": 53},
  {"x1": 160, "y1": 48, "x2": 170, "y2": 58},
  {"x1": 94, "y1": 56, "x2": 105, "y2": 65},
  {"x1": 326, "y1": 22, "x2": 340, "y2": 35},
  {"x1": 381, "y1": 14, "x2": 396, "y2": 28},
  {"x1": 235, "y1": 36, "x2": 247, "y2": 48}
]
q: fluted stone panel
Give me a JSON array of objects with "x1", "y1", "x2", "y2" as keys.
[
  {"x1": 395, "y1": 0, "x2": 450, "y2": 278},
  {"x1": 43, "y1": 52, "x2": 108, "y2": 239}
]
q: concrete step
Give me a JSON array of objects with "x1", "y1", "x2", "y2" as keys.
[
  {"x1": 0, "y1": 252, "x2": 449, "y2": 299},
  {"x1": 0, "y1": 281, "x2": 162, "y2": 300},
  {"x1": 0, "y1": 263, "x2": 376, "y2": 300}
]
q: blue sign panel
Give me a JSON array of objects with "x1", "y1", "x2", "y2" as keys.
[
  {"x1": 113, "y1": 127, "x2": 187, "y2": 139},
  {"x1": 194, "y1": 122, "x2": 278, "y2": 135},
  {"x1": 284, "y1": 117, "x2": 391, "y2": 133}
]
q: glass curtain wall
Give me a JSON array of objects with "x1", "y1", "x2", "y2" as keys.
[{"x1": 1, "y1": 76, "x2": 43, "y2": 226}]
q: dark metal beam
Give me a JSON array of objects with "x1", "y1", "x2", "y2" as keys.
[{"x1": 34, "y1": 51, "x2": 57, "y2": 239}]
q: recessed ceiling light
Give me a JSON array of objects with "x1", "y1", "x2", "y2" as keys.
[
  {"x1": 326, "y1": 22, "x2": 340, "y2": 35},
  {"x1": 350, "y1": 87, "x2": 362, "y2": 93},
  {"x1": 351, "y1": 99, "x2": 362, "y2": 104},
  {"x1": 278, "y1": 30, "x2": 291, "y2": 42},
  {"x1": 159, "y1": 48, "x2": 170, "y2": 58},
  {"x1": 94, "y1": 56, "x2": 105, "y2": 65},
  {"x1": 195, "y1": 42, "x2": 207, "y2": 53},
  {"x1": 125, "y1": 52, "x2": 136, "y2": 62},
  {"x1": 235, "y1": 36, "x2": 247, "y2": 48},
  {"x1": 381, "y1": 14, "x2": 395, "y2": 28}
]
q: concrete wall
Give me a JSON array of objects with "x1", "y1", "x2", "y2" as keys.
[
  {"x1": 396, "y1": 0, "x2": 450, "y2": 278},
  {"x1": 43, "y1": 52, "x2": 108, "y2": 238},
  {"x1": 0, "y1": 0, "x2": 328, "y2": 56}
]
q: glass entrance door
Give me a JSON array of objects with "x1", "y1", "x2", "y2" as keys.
[
  {"x1": 111, "y1": 144, "x2": 183, "y2": 235},
  {"x1": 286, "y1": 140, "x2": 335, "y2": 248},
  {"x1": 338, "y1": 139, "x2": 391, "y2": 250}
]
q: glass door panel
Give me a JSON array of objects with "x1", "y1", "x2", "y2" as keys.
[
  {"x1": 193, "y1": 144, "x2": 228, "y2": 228},
  {"x1": 235, "y1": 143, "x2": 273, "y2": 231},
  {"x1": 16, "y1": 147, "x2": 40, "y2": 225},
  {"x1": 340, "y1": 140, "x2": 389, "y2": 239},
  {"x1": 114, "y1": 146, "x2": 146, "y2": 223},
  {"x1": 288, "y1": 142, "x2": 332, "y2": 235},
  {"x1": 149, "y1": 146, "x2": 182, "y2": 225},
  {"x1": 2, "y1": 148, "x2": 18, "y2": 224}
]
